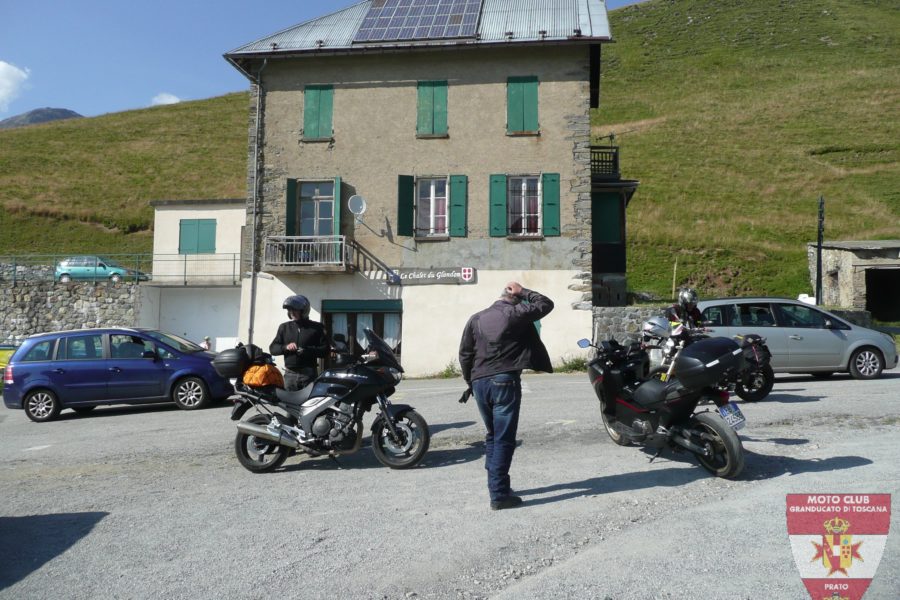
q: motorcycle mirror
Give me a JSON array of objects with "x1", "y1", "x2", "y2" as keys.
[{"x1": 577, "y1": 338, "x2": 592, "y2": 349}]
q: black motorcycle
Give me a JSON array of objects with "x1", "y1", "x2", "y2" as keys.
[
  {"x1": 577, "y1": 336, "x2": 746, "y2": 479},
  {"x1": 644, "y1": 321, "x2": 774, "y2": 402},
  {"x1": 215, "y1": 329, "x2": 430, "y2": 473}
]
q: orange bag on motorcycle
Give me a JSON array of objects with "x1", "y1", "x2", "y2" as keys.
[{"x1": 241, "y1": 363, "x2": 285, "y2": 388}]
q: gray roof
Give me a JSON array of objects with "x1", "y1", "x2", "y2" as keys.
[{"x1": 226, "y1": 0, "x2": 611, "y2": 60}]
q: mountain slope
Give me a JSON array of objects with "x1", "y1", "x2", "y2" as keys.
[
  {"x1": 597, "y1": 0, "x2": 899, "y2": 297},
  {"x1": 0, "y1": 108, "x2": 83, "y2": 130}
]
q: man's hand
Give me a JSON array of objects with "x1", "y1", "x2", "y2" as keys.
[
  {"x1": 458, "y1": 387, "x2": 472, "y2": 404},
  {"x1": 505, "y1": 281, "x2": 523, "y2": 297},
  {"x1": 286, "y1": 342, "x2": 298, "y2": 352}
]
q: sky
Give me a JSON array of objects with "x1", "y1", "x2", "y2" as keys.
[{"x1": 0, "y1": 0, "x2": 640, "y2": 119}]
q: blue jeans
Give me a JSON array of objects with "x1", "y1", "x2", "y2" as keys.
[{"x1": 472, "y1": 372, "x2": 522, "y2": 502}]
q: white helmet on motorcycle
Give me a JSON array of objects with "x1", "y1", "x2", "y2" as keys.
[
  {"x1": 678, "y1": 288, "x2": 699, "y2": 310},
  {"x1": 642, "y1": 316, "x2": 671, "y2": 342}
]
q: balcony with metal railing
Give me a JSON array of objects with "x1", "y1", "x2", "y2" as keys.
[
  {"x1": 263, "y1": 235, "x2": 354, "y2": 273},
  {"x1": 591, "y1": 145, "x2": 621, "y2": 181}
]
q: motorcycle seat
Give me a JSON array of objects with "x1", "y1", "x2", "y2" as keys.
[
  {"x1": 632, "y1": 377, "x2": 679, "y2": 407},
  {"x1": 275, "y1": 382, "x2": 315, "y2": 407}
]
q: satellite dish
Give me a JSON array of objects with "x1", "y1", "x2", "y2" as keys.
[{"x1": 348, "y1": 195, "x2": 367, "y2": 216}]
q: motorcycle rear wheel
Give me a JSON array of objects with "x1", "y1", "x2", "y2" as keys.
[
  {"x1": 734, "y1": 364, "x2": 774, "y2": 402},
  {"x1": 234, "y1": 414, "x2": 291, "y2": 473},
  {"x1": 372, "y1": 410, "x2": 430, "y2": 469},
  {"x1": 692, "y1": 412, "x2": 744, "y2": 479},
  {"x1": 600, "y1": 402, "x2": 630, "y2": 446}
]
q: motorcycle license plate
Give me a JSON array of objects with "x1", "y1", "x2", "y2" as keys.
[{"x1": 718, "y1": 402, "x2": 746, "y2": 431}]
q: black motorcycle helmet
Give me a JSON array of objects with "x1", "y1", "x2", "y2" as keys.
[
  {"x1": 282, "y1": 294, "x2": 311, "y2": 319},
  {"x1": 678, "y1": 288, "x2": 698, "y2": 310}
]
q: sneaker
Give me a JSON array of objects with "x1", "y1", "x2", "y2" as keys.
[{"x1": 490, "y1": 495, "x2": 523, "y2": 511}]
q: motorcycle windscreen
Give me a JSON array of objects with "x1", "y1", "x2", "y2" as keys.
[{"x1": 363, "y1": 328, "x2": 403, "y2": 372}]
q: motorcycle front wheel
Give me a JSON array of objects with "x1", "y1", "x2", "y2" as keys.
[
  {"x1": 734, "y1": 364, "x2": 774, "y2": 402},
  {"x1": 234, "y1": 414, "x2": 291, "y2": 473},
  {"x1": 372, "y1": 410, "x2": 430, "y2": 469},
  {"x1": 600, "y1": 402, "x2": 630, "y2": 446},
  {"x1": 691, "y1": 412, "x2": 744, "y2": 479}
]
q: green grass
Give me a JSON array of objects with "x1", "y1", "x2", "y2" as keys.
[
  {"x1": 1, "y1": 0, "x2": 898, "y2": 299},
  {"x1": 597, "y1": 0, "x2": 900, "y2": 298}
]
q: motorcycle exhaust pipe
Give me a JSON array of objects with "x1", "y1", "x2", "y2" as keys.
[{"x1": 236, "y1": 421, "x2": 301, "y2": 449}]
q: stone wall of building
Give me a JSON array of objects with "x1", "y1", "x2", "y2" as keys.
[
  {"x1": 0, "y1": 281, "x2": 140, "y2": 344},
  {"x1": 591, "y1": 305, "x2": 667, "y2": 343}
]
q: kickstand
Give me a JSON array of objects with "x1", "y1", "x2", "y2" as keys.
[
  {"x1": 329, "y1": 455, "x2": 344, "y2": 468},
  {"x1": 648, "y1": 448, "x2": 664, "y2": 463}
]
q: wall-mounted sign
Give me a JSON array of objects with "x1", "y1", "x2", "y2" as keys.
[{"x1": 387, "y1": 267, "x2": 477, "y2": 286}]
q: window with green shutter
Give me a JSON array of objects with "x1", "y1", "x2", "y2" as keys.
[
  {"x1": 303, "y1": 85, "x2": 334, "y2": 140},
  {"x1": 490, "y1": 173, "x2": 560, "y2": 238},
  {"x1": 398, "y1": 175, "x2": 466, "y2": 239},
  {"x1": 507, "y1": 76, "x2": 539, "y2": 134},
  {"x1": 178, "y1": 219, "x2": 216, "y2": 254},
  {"x1": 417, "y1": 81, "x2": 448, "y2": 137}
]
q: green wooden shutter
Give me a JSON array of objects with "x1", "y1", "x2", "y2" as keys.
[
  {"x1": 507, "y1": 76, "x2": 538, "y2": 133},
  {"x1": 541, "y1": 173, "x2": 560, "y2": 236},
  {"x1": 523, "y1": 77, "x2": 539, "y2": 131},
  {"x1": 319, "y1": 86, "x2": 333, "y2": 138},
  {"x1": 197, "y1": 219, "x2": 216, "y2": 253},
  {"x1": 303, "y1": 85, "x2": 333, "y2": 139},
  {"x1": 397, "y1": 175, "x2": 415, "y2": 237},
  {"x1": 489, "y1": 174, "x2": 507, "y2": 237},
  {"x1": 304, "y1": 87, "x2": 320, "y2": 139},
  {"x1": 433, "y1": 81, "x2": 447, "y2": 135},
  {"x1": 592, "y1": 192, "x2": 623, "y2": 243},
  {"x1": 417, "y1": 81, "x2": 448, "y2": 135},
  {"x1": 179, "y1": 220, "x2": 198, "y2": 254},
  {"x1": 417, "y1": 82, "x2": 433, "y2": 135},
  {"x1": 333, "y1": 176, "x2": 342, "y2": 236},
  {"x1": 285, "y1": 179, "x2": 298, "y2": 236},
  {"x1": 449, "y1": 174, "x2": 467, "y2": 237}
]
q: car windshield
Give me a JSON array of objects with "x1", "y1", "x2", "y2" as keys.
[
  {"x1": 98, "y1": 257, "x2": 123, "y2": 268},
  {"x1": 142, "y1": 330, "x2": 204, "y2": 353}
]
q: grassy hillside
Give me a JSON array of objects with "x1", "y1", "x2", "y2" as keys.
[
  {"x1": 0, "y1": 93, "x2": 249, "y2": 256},
  {"x1": 1, "y1": 0, "x2": 898, "y2": 299},
  {"x1": 597, "y1": 0, "x2": 900, "y2": 298}
]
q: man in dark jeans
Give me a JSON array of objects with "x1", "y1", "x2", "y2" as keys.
[
  {"x1": 459, "y1": 282, "x2": 554, "y2": 510},
  {"x1": 270, "y1": 295, "x2": 330, "y2": 391}
]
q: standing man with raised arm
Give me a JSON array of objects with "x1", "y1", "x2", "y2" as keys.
[{"x1": 458, "y1": 281, "x2": 554, "y2": 510}]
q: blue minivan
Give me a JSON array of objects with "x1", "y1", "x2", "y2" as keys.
[{"x1": 2, "y1": 328, "x2": 234, "y2": 422}]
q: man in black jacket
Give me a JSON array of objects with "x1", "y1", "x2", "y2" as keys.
[
  {"x1": 270, "y1": 295, "x2": 330, "y2": 390},
  {"x1": 458, "y1": 282, "x2": 554, "y2": 510}
]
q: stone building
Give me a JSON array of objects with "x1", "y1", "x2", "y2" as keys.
[
  {"x1": 808, "y1": 240, "x2": 900, "y2": 321},
  {"x1": 224, "y1": 0, "x2": 637, "y2": 375}
]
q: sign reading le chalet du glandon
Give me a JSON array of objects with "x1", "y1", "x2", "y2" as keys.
[{"x1": 387, "y1": 267, "x2": 477, "y2": 286}]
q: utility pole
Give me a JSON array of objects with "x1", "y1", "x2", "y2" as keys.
[{"x1": 815, "y1": 196, "x2": 824, "y2": 305}]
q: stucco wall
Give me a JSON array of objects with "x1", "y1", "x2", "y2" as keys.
[{"x1": 250, "y1": 45, "x2": 591, "y2": 270}]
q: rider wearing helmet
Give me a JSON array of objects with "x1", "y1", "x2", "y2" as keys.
[
  {"x1": 665, "y1": 287, "x2": 704, "y2": 329},
  {"x1": 270, "y1": 294, "x2": 330, "y2": 390}
]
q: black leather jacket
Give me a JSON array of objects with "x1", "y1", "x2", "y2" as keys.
[
  {"x1": 458, "y1": 288, "x2": 554, "y2": 384},
  {"x1": 269, "y1": 319, "x2": 330, "y2": 372}
]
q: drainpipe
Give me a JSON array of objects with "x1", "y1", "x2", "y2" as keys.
[{"x1": 247, "y1": 59, "x2": 267, "y2": 346}]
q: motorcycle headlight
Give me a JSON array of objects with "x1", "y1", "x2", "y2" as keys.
[{"x1": 389, "y1": 368, "x2": 402, "y2": 383}]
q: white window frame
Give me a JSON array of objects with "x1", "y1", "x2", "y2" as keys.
[
  {"x1": 507, "y1": 175, "x2": 542, "y2": 237},
  {"x1": 415, "y1": 176, "x2": 449, "y2": 238},
  {"x1": 298, "y1": 181, "x2": 335, "y2": 236}
]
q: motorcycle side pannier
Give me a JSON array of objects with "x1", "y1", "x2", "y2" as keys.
[
  {"x1": 674, "y1": 337, "x2": 742, "y2": 389},
  {"x1": 212, "y1": 348, "x2": 251, "y2": 378}
]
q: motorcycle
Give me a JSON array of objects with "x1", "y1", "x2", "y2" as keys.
[
  {"x1": 641, "y1": 317, "x2": 774, "y2": 402},
  {"x1": 215, "y1": 329, "x2": 430, "y2": 473},
  {"x1": 577, "y1": 335, "x2": 747, "y2": 479}
]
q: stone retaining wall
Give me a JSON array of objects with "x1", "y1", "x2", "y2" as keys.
[{"x1": 0, "y1": 281, "x2": 140, "y2": 344}]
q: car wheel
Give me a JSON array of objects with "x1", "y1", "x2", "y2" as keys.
[
  {"x1": 24, "y1": 389, "x2": 61, "y2": 422},
  {"x1": 110, "y1": 273, "x2": 122, "y2": 283},
  {"x1": 172, "y1": 377, "x2": 210, "y2": 410},
  {"x1": 849, "y1": 347, "x2": 884, "y2": 380},
  {"x1": 59, "y1": 274, "x2": 72, "y2": 283}
]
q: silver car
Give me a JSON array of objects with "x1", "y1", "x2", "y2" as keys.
[{"x1": 697, "y1": 297, "x2": 898, "y2": 379}]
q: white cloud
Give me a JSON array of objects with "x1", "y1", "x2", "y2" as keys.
[
  {"x1": 0, "y1": 60, "x2": 30, "y2": 113},
  {"x1": 151, "y1": 92, "x2": 181, "y2": 106}
]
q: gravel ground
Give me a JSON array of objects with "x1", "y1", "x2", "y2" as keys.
[{"x1": 1, "y1": 372, "x2": 898, "y2": 599}]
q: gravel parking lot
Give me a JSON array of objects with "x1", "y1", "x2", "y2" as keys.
[{"x1": 1, "y1": 372, "x2": 899, "y2": 599}]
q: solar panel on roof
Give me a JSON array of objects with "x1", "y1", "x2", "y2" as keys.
[{"x1": 353, "y1": 0, "x2": 483, "y2": 43}]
